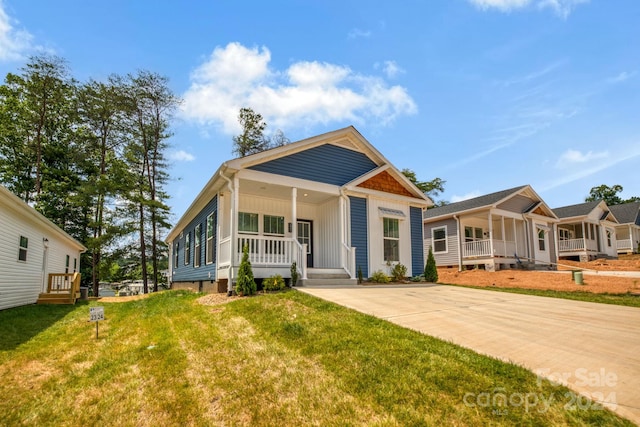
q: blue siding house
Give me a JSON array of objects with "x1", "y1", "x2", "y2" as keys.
[{"x1": 166, "y1": 126, "x2": 432, "y2": 292}]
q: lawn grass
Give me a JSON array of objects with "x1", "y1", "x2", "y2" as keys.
[
  {"x1": 444, "y1": 283, "x2": 640, "y2": 308},
  {"x1": 0, "y1": 290, "x2": 633, "y2": 426}
]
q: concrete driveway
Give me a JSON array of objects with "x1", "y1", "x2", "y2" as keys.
[{"x1": 297, "y1": 284, "x2": 640, "y2": 424}]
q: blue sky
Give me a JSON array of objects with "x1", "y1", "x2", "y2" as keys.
[{"x1": 1, "y1": 0, "x2": 638, "y2": 221}]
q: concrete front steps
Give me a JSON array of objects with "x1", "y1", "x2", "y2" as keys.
[{"x1": 299, "y1": 268, "x2": 357, "y2": 287}]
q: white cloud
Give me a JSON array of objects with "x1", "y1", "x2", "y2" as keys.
[
  {"x1": 450, "y1": 191, "x2": 483, "y2": 203},
  {"x1": 468, "y1": 0, "x2": 588, "y2": 17},
  {"x1": 556, "y1": 149, "x2": 608, "y2": 167},
  {"x1": 375, "y1": 60, "x2": 404, "y2": 79},
  {"x1": 0, "y1": 2, "x2": 34, "y2": 61},
  {"x1": 181, "y1": 42, "x2": 417, "y2": 135},
  {"x1": 347, "y1": 28, "x2": 372, "y2": 39},
  {"x1": 169, "y1": 150, "x2": 195, "y2": 162},
  {"x1": 606, "y1": 71, "x2": 636, "y2": 84}
]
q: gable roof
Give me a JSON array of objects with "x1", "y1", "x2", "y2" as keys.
[
  {"x1": 552, "y1": 200, "x2": 601, "y2": 219},
  {"x1": 609, "y1": 202, "x2": 640, "y2": 226},
  {"x1": 424, "y1": 185, "x2": 528, "y2": 220},
  {"x1": 167, "y1": 126, "x2": 432, "y2": 242},
  {"x1": 0, "y1": 185, "x2": 87, "y2": 251},
  {"x1": 553, "y1": 200, "x2": 618, "y2": 223}
]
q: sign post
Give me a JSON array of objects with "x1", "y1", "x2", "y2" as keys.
[{"x1": 89, "y1": 306, "x2": 105, "y2": 339}]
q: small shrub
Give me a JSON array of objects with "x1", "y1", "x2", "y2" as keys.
[
  {"x1": 424, "y1": 246, "x2": 438, "y2": 283},
  {"x1": 410, "y1": 275, "x2": 424, "y2": 282},
  {"x1": 369, "y1": 270, "x2": 390, "y2": 283},
  {"x1": 263, "y1": 274, "x2": 286, "y2": 292},
  {"x1": 357, "y1": 265, "x2": 363, "y2": 284},
  {"x1": 235, "y1": 244, "x2": 257, "y2": 296},
  {"x1": 390, "y1": 263, "x2": 407, "y2": 282},
  {"x1": 290, "y1": 262, "x2": 299, "y2": 287}
]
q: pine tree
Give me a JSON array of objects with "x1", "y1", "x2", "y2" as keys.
[
  {"x1": 424, "y1": 246, "x2": 438, "y2": 282},
  {"x1": 235, "y1": 244, "x2": 256, "y2": 296}
]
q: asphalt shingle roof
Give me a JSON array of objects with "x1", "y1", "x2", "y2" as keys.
[
  {"x1": 552, "y1": 200, "x2": 602, "y2": 219},
  {"x1": 424, "y1": 185, "x2": 528, "y2": 219},
  {"x1": 609, "y1": 202, "x2": 640, "y2": 225}
]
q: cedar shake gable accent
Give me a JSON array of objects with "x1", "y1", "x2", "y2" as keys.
[{"x1": 357, "y1": 170, "x2": 414, "y2": 198}]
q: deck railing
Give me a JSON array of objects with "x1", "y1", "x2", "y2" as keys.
[
  {"x1": 558, "y1": 238, "x2": 598, "y2": 252},
  {"x1": 47, "y1": 273, "x2": 81, "y2": 296},
  {"x1": 342, "y1": 243, "x2": 357, "y2": 279},
  {"x1": 616, "y1": 239, "x2": 633, "y2": 250},
  {"x1": 462, "y1": 239, "x2": 516, "y2": 258},
  {"x1": 236, "y1": 235, "x2": 297, "y2": 265}
]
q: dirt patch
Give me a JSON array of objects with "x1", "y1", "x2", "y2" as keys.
[
  {"x1": 98, "y1": 294, "x2": 152, "y2": 303},
  {"x1": 197, "y1": 293, "x2": 242, "y2": 306},
  {"x1": 438, "y1": 268, "x2": 640, "y2": 294},
  {"x1": 557, "y1": 257, "x2": 640, "y2": 272}
]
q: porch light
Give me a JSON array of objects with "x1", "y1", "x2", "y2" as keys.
[{"x1": 303, "y1": 193, "x2": 308, "y2": 197}]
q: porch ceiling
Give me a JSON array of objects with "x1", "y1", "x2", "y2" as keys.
[{"x1": 240, "y1": 178, "x2": 335, "y2": 204}]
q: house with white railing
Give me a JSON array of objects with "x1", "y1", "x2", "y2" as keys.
[
  {"x1": 423, "y1": 185, "x2": 559, "y2": 271},
  {"x1": 608, "y1": 202, "x2": 639, "y2": 255},
  {"x1": 0, "y1": 185, "x2": 86, "y2": 310},
  {"x1": 166, "y1": 126, "x2": 432, "y2": 293},
  {"x1": 553, "y1": 200, "x2": 619, "y2": 261}
]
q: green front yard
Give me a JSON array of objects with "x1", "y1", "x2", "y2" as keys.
[{"x1": 0, "y1": 290, "x2": 632, "y2": 426}]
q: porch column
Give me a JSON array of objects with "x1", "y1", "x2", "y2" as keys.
[
  {"x1": 500, "y1": 215, "x2": 506, "y2": 256},
  {"x1": 339, "y1": 195, "x2": 345, "y2": 268},
  {"x1": 512, "y1": 217, "x2": 517, "y2": 257},
  {"x1": 581, "y1": 222, "x2": 586, "y2": 251},
  {"x1": 291, "y1": 187, "x2": 297, "y2": 241},
  {"x1": 229, "y1": 176, "x2": 239, "y2": 293},
  {"x1": 488, "y1": 211, "x2": 494, "y2": 255}
]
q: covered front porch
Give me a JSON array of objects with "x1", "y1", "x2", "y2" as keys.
[
  {"x1": 557, "y1": 222, "x2": 600, "y2": 260},
  {"x1": 215, "y1": 170, "x2": 357, "y2": 285},
  {"x1": 459, "y1": 211, "x2": 529, "y2": 268}
]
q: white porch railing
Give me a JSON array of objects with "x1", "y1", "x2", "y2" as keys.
[
  {"x1": 219, "y1": 236, "x2": 232, "y2": 267},
  {"x1": 617, "y1": 239, "x2": 633, "y2": 250},
  {"x1": 462, "y1": 240, "x2": 491, "y2": 257},
  {"x1": 558, "y1": 238, "x2": 598, "y2": 252},
  {"x1": 236, "y1": 235, "x2": 297, "y2": 265},
  {"x1": 341, "y1": 243, "x2": 357, "y2": 279},
  {"x1": 293, "y1": 240, "x2": 307, "y2": 280},
  {"x1": 462, "y1": 239, "x2": 516, "y2": 258}
]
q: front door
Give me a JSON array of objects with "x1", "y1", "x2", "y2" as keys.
[{"x1": 297, "y1": 220, "x2": 313, "y2": 268}]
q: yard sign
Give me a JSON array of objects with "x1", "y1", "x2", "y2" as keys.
[{"x1": 89, "y1": 306, "x2": 105, "y2": 338}]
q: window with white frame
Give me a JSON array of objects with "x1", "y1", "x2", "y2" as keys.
[
  {"x1": 383, "y1": 217, "x2": 400, "y2": 262},
  {"x1": 184, "y1": 232, "x2": 191, "y2": 265},
  {"x1": 238, "y1": 212, "x2": 259, "y2": 234},
  {"x1": 432, "y1": 226, "x2": 447, "y2": 253},
  {"x1": 206, "y1": 212, "x2": 216, "y2": 264},
  {"x1": 174, "y1": 242, "x2": 179, "y2": 267},
  {"x1": 263, "y1": 215, "x2": 284, "y2": 235},
  {"x1": 194, "y1": 224, "x2": 201, "y2": 268},
  {"x1": 464, "y1": 226, "x2": 483, "y2": 242},
  {"x1": 559, "y1": 228, "x2": 572, "y2": 241},
  {"x1": 606, "y1": 230, "x2": 612, "y2": 247},
  {"x1": 18, "y1": 236, "x2": 28, "y2": 262},
  {"x1": 538, "y1": 229, "x2": 546, "y2": 251}
]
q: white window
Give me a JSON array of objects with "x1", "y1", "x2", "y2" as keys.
[
  {"x1": 606, "y1": 230, "x2": 612, "y2": 247},
  {"x1": 184, "y1": 232, "x2": 191, "y2": 265},
  {"x1": 383, "y1": 217, "x2": 400, "y2": 262},
  {"x1": 174, "y1": 242, "x2": 179, "y2": 268},
  {"x1": 206, "y1": 212, "x2": 216, "y2": 264},
  {"x1": 238, "y1": 212, "x2": 258, "y2": 234},
  {"x1": 263, "y1": 215, "x2": 284, "y2": 235},
  {"x1": 538, "y1": 229, "x2": 546, "y2": 251},
  {"x1": 432, "y1": 226, "x2": 447, "y2": 253},
  {"x1": 18, "y1": 236, "x2": 28, "y2": 262},
  {"x1": 194, "y1": 224, "x2": 201, "y2": 268},
  {"x1": 559, "y1": 228, "x2": 572, "y2": 241},
  {"x1": 464, "y1": 226, "x2": 483, "y2": 242}
]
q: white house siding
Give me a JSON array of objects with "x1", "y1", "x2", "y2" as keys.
[
  {"x1": 0, "y1": 202, "x2": 82, "y2": 310},
  {"x1": 310, "y1": 198, "x2": 340, "y2": 269},
  {"x1": 424, "y1": 218, "x2": 459, "y2": 267}
]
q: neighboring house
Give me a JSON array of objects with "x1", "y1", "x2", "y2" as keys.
[
  {"x1": 0, "y1": 185, "x2": 86, "y2": 310},
  {"x1": 608, "y1": 202, "x2": 640, "y2": 254},
  {"x1": 166, "y1": 126, "x2": 432, "y2": 292},
  {"x1": 423, "y1": 185, "x2": 559, "y2": 271},
  {"x1": 553, "y1": 200, "x2": 619, "y2": 261}
]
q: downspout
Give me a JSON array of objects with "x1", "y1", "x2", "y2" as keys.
[
  {"x1": 220, "y1": 165, "x2": 235, "y2": 295},
  {"x1": 454, "y1": 215, "x2": 462, "y2": 271},
  {"x1": 339, "y1": 189, "x2": 353, "y2": 277}
]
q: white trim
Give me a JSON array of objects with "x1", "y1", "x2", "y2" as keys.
[{"x1": 431, "y1": 225, "x2": 448, "y2": 254}]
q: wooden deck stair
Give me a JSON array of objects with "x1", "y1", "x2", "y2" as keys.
[{"x1": 36, "y1": 273, "x2": 81, "y2": 305}]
